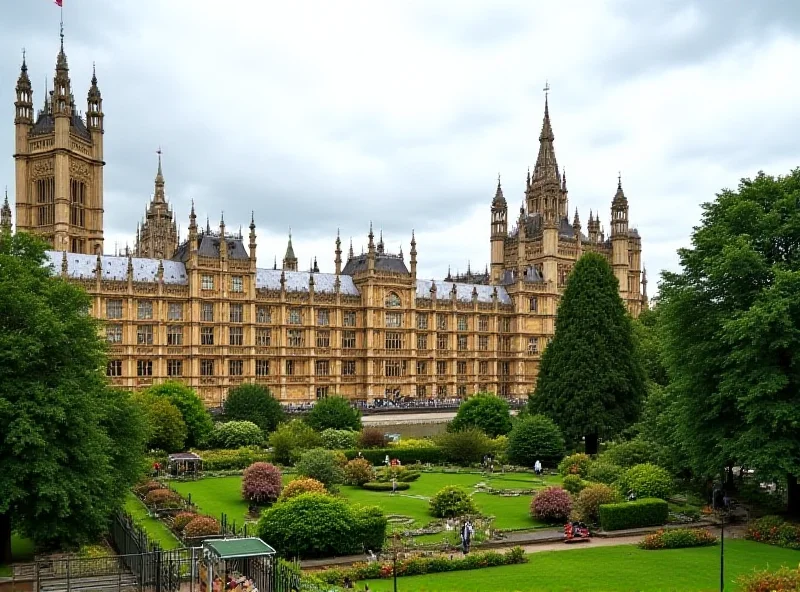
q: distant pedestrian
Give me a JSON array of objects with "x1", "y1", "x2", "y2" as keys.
[
  {"x1": 391, "y1": 478, "x2": 397, "y2": 494},
  {"x1": 385, "y1": 454, "x2": 390, "y2": 466},
  {"x1": 534, "y1": 460, "x2": 542, "y2": 476},
  {"x1": 460, "y1": 520, "x2": 474, "y2": 554}
]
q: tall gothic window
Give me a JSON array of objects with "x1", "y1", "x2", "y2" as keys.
[
  {"x1": 385, "y1": 292, "x2": 401, "y2": 308},
  {"x1": 69, "y1": 179, "x2": 86, "y2": 228},
  {"x1": 36, "y1": 177, "x2": 55, "y2": 226}
]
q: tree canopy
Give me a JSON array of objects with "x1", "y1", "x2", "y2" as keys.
[
  {"x1": 449, "y1": 393, "x2": 512, "y2": 437},
  {"x1": 0, "y1": 232, "x2": 147, "y2": 562},
  {"x1": 144, "y1": 381, "x2": 212, "y2": 448},
  {"x1": 137, "y1": 393, "x2": 187, "y2": 453},
  {"x1": 305, "y1": 395, "x2": 361, "y2": 432},
  {"x1": 659, "y1": 169, "x2": 800, "y2": 514},
  {"x1": 223, "y1": 383, "x2": 284, "y2": 434},
  {"x1": 529, "y1": 251, "x2": 646, "y2": 454}
]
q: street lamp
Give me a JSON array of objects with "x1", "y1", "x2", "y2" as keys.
[{"x1": 389, "y1": 529, "x2": 402, "y2": 592}]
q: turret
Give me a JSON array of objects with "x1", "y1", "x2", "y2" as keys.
[
  {"x1": 1, "y1": 188, "x2": 12, "y2": 233},
  {"x1": 218, "y1": 213, "x2": 227, "y2": 260},
  {"x1": 572, "y1": 207, "x2": 582, "y2": 253},
  {"x1": 527, "y1": 87, "x2": 563, "y2": 226},
  {"x1": 587, "y1": 209, "x2": 599, "y2": 243},
  {"x1": 610, "y1": 174, "x2": 630, "y2": 296},
  {"x1": 52, "y1": 26, "x2": 72, "y2": 118},
  {"x1": 282, "y1": 230, "x2": 297, "y2": 271},
  {"x1": 367, "y1": 222, "x2": 375, "y2": 273},
  {"x1": 377, "y1": 229, "x2": 385, "y2": 254},
  {"x1": 490, "y1": 175, "x2": 507, "y2": 283},
  {"x1": 410, "y1": 230, "x2": 417, "y2": 279},
  {"x1": 248, "y1": 211, "x2": 257, "y2": 262},
  {"x1": 334, "y1": 229, "x2": 342, "y2": 275},
  {"x1": 86, "y1": 63, "x2": 103, "y2": 133},
  {"x1": 15, "y1": 51, "x2": 33, "y2": 127},
  {"x1": 641, "y1": 266, "x2": 649, "y2": 309}
]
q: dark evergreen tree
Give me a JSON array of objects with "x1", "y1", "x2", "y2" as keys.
[
  {"x1": 529, "y1": 252, "x2": 646, "y2": 454},
  {"x1": 449, "y1": 393, "x2": 512, "y2": 437},
  {"x1": 224, "y1": 383, "x2": 285, "y2": 434},
  {"x1": 305, "y1": 395, "x2": 361, "y2": 432}
]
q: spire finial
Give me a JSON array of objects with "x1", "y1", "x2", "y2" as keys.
[
  {"x1": 543, "y1": 80, "x2": 550, "y2": 97},
  {"x1": 91, "y1": 61, "x2": 97, "y2": 84},
  {"x1": 618, "y1": 171, "x2": 622, "y2": 188},
  {"x1": 250, "y1": 210, "x2": 255, "y2": 227},
  {"x1": 21, "y1": 47, "x2": 27, "y2": 70}
]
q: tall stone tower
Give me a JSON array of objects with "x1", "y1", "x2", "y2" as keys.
[
  {"x1": 135, "y1": 151, "x2": 178, "y2": 259},
  {"x1": 13, "y1": 30, "x2": 105, "y2": 254},
  {"x1": 610, "y1": 175, "x2": 630, "y2": 297},
  {"x1": 489, "y1": 176, "x2": 507, "y2": 283}
]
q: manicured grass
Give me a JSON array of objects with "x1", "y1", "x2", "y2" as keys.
[
  {"x1": 0, "y1": 534, "x2": 36, "y2": 576},
  {"x1": 363, "y1": 540, "x2": 800, "y2": 591},
  {"x1": 172, "y1": 476, "x2": 250, "y2": 524},
  {"x1": 124, "y1": 493, "x2": 181, "y2": 550}
]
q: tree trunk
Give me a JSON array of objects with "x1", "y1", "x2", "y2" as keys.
[
  {"x1": 585, "y1": 433, "x2": 599, "y2": 456},
  {"x1": 787, "y1": 474, "x2": 800, "y2": 518},
  {"x1": 0, "y1": 511, "x2": 11, "y2": 565}
]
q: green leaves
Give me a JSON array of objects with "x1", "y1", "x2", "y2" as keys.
[
  {"x1": 223, "y1": 384, "x2": 284, "y2": 434},
  {"x1": 305, "y1": 395, "x2": 362, "y2": 432},
  {"x1": 450, "y1": 393, "x2": 512, "y2": 437}
]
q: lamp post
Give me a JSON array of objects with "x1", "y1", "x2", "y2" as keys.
[
  {"x1": 390, "y1": 531, "x2": 401, "y2": 592},
  {"x1": 719, "y1": 509, "x2": 725, "y2": 592}
]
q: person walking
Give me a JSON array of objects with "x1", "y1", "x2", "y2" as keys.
[
  {"x1": 391, "y1": 477, "x2": 397, "y2": 495},
  {"x1": 460, "y1": 520, "x2": 474, "y2": 554},
  {"x1": 534, "y1": 459, "x2": 542, "y2": 476}
]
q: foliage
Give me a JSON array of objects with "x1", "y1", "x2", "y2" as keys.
[
  {"x1": 358, "y1": 428, "x2": 388, "y2": 449},
  {"x1": 618, "y1": 463, "x2": 673, "y2": 499},
  {"x1": 587, "y1": 461, "x2": 624, "y2": 486},
  {"x1": 320, "y1": 428, "x2": 359, "y2": 450},
  {"x1": 658, "y1": 169, "x2": 800, "y2": 511},
  {"x1": 436, "y1": 427, "x2": 492, "y2": 464},
  {"x1": 632, "y1": 307, "x2": 669, "y2": 387},
  {"x1": 295, "y1": 448, "x2": 345, "y2": 491},
  {"x1": 638, "y1": 528, "x2": 718, "y2": 550},
  {"x1": 529, "y1": 252, "x2": 646, "y2": 454},
  {"x1": 183, "y1": 516, "x2": 220, "y2": 539},
  {"x1": 137, "y1": 394, "x2": 187, "y2": 453},
  {"x1": 133, "y1": 480, "x2": 164, "y2": 497},
  {"x1": 558, "y1": 453, "x2": 592, "y2": 478},
  {"x1": 305, "y1": 396, "x2": 362, "y2": 432},
  {"x1": 241, "y1": 462, "x2": 282, "y2": 504},
  {"x1": 449, "y1": 393, "x2": 512, "y2": 438},
  {"x1": 210, "y1": 421, "x2": 264, "y2": 449},
  {"x1": 506, "y1": 414, "x2": 565, "y2": 468},
  {"x1": 144, "y1": 382, "x2": 212, "y2": 449},
  {"x1": 316, "y1": 547, "x2": 527, "y2": 584},
  {"x1": 429, "y1": 486, "x2": 478, "y2": 518},
  {"x1": 598, "y1": 498, "x2": 669, "y2": 531},
  {"x1": 344, "y1": 458, "x2": 375, "y2": 486},
  {"x1": 257, "y1": 493, "x2": 386, "y2": 558},
  {"x1": 745, "y1": 516, "x2": 800, "y2": 550},
  {"x1": 268, "y1": 420, "x2": 322, "y2": 465},
  {"x1": 172, "y1": 512, "x2": 197, "y2": 532},
  {"x1": 602, "y1": 438, "x2": 660, "y2": 469},
  {"x1": 389, "y1": 437, "x2": 438, "y2": 449},
  {"x1": 374, "y1": 465, "x2": 420, "y2": 483},
  {"x1": 343, "y1": 447, "x2": 445, "y2": 466},
  {"x1": 738, "y1": 565, "x2": 800, "y2": 592},
  {"x1": 0, "y1": 232, "x2": 149, "y2": 562},
  {"x1": 194, "y1": 447, "x2": 271, "y2": 471},
  {"x1": 530, "y1": 487, "x2": 573, "y2": 522},
  {"x1": 573, "y1": 483, "x2": 620, "y2": 524},
  {"x1": 223, "y1": 384, "x2": 284, "y2": 434},
  {"x1": 144, "y1": 489, "x2": 183, "y2": 509},
  {"x1": 362, "y1": 481, "x2": 411, "y2": 492},
  {"x1": 562, "y1": 475, "x2": 587, "y2": 495},
  {"x1": 279, "y1": 478, "x2": 327, "y2": 501}
]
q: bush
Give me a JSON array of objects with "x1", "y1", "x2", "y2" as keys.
[
  {"x1": 363, "y1": 481, "x2": 411, "y2": 492},
  {"x1": 573, "y1": 484, "x2": 621, "y2": 524},
  {"x1": 145, "y1": 382, "x2": 213, "y2": 448},
  {"x1": 429, "y1": 486, "x2": 477, "y2": 518},
  {"x1": 210, "y1": 421, "x2": 263, "y2": 449},
  {"x1": 295, "y1": 448, "x2": 345, "y2": 491},
  {"x1": 618, "y1": 463, "x2": 673, "y2": 499},
  {"x1": 137, "y1": 394, "x2": 188, "y2": 453},
  {"x1": 223, "y1": 384, "x2": 284, "y2": 434},
  {"x1": 530, "y1": 487, "x2": 572, "y2": 522},
  {"x1": 638, "y1": 528, "x2": 718, "y2": 550},
  {"x1": 242, "y1": 462, "x2": 282, "y2": 504},
  {"x1": 183, "y1": 516, "x2": 220, "y2": 539},
  {"x1": 374, "y1": 465, "x2": 420, "y2": 483},
  {"x1": 450, "y1": 393, "x2": 512, "y2": 437},
  {"x1": 257, "y1": 493, "x2": 386, "y2": 558},
  {"x1": 269, "y1": 420, "x2": 322, "y2": 465},
  {"x1": 587, "y1": 461, "x2": 623, "y2": 485},
  {"x1": 745, "y1": 515, "x2": 800, "y2": 549},
  {"x1": 598, "y1": 498, "x2": 669, "y2": 531},
  {"x1": 436, "y1": 428, "x2": 492, "y2": 464},
  {"x1": 306, "y1": 396, "x2": 362, "y2": 432},
  {"x1": 344, "y1": 447, "x2": 445, "y2": 466},
  {"x1": 321, "y1": 428, "x2": 359, "y2": 450},
  {"x1": 197, "y1": 447, "x2": 272, "y2": 471},
  {"x1": 562, "y1": 475, "x2": 587, "y2": 495},
  {"x1": 601, "y1": 438, "x2": 658, "y2": 468},
  {"x1": 558, "y1": 453, "x2": 591, "y2": 477},
  {"x1": 280, "y1": 478, "x2": 327, "y2": 501},
  {"x1": 172, "y1": 512, "x2": 197, "y2": 532},
  {"x1": 388, "y1": 438, "x2": 438, "y2": 449},
  {"x1": 738, "y1": 565, "x2": 800, "y2": 592},
  {"x1": 358, "y1": 428, "x2": 387, "y2": 449},
  {"x1": 506, "y1": 414, "x2": 565, "y2": 468},
  {"x1": 144, "y1": 488, "x2": 183, "y2": 509},
  {"x1": 344, "y1": 458, "x2": 375, "y2": 486},
  {"x1": 134, "y1": 480, "x2": 164, "y2": 497}
]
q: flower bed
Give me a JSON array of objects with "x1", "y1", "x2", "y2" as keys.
[
  {"x1": 745, "y1": 515, "x2": 800, "y2": 549},
  {"x1": 638, "y1": 528, "x2": 717, "y2": 550}
]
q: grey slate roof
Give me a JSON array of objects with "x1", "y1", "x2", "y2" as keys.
[
  {"x1": 30, "y1": 112, "x2": 92, "y2": 141},
  {"x1": 342, "y1": 253, "x2": 409, "y2": 275},
  {"x1": 255, "y1": 269, "x2": 360, "y2": 295},
  {"x1": 511, "y1": 213, "x2": 589, "y2": 241},
  {"x1": 415, "y1": 279, "x2": 511, "y2": 304},
  {"x1": 44, "y1": 251, "x2": 189, "y2": 284},
  {"x1": 173, "y1": 233, "x2": 251, "y2": 262}
]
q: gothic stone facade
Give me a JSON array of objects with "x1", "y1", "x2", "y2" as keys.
[{"x1": 8, "y1": 40, "x2": 646, "y2": 406}]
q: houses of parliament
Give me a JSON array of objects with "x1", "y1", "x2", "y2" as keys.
[{"x1": 4, "y1": 36, "x2": 647, "y2": 406}]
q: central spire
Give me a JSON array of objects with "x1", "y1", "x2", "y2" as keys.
[
  {"x1": 154, "y1": 148, "x2": 165, "y2": 202},
  {"x1": 532, "y1": 85, "x2": 559, "y2": 185}
]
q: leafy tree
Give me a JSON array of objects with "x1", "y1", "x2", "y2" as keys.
[
  {"x1": 0, "y1": 233, "x2": 146, "y2": 562},
  {"x1": 449, "y1": 393, "x2": 512, "y2": 437},
  {"x1": 137, "y1": 393, "x2": 187, "y2": 452},
  {"x1": 632, "y1": 306, "x2": 668, "y2": 387},
  {"x1": 529, "y1": 252, "x2": 646, "y2": 454},
  {"x1": 320, "y1": 428, "x2": 359, "y2": 450},
  {"x1": 269, "y1": 419, "x2": 322, "y2": 465},
  {"x1": 210, "y1": 420, "x2": 263, "y2": 449},
  {"x1": 295, "y1": 448, "x2": 345, "y2": 492},
  {"x1": 435, "y1": 427, "x2": 492, "y2": 464},
  {"x1": 429, "y1": 486, "x2": 477, "y2": 518},
  {"x1": 241, "y1": 462, "x2": 282, "y2": 504},
  {"x1": 223, "y1": 384, "x2": 284, "y2": 434},
  {"x1": 506, "y1": 414, "x2": 565, "y2": 467},
  {"x1": 659, "y1": 169, "x2": 800, "y2": 514},
  {"x1": 305, "y1": 395, "x2": 361, "y2": 431},
  {"x1": 145, "y1": 382, "x2": 212, "y2": 448}
]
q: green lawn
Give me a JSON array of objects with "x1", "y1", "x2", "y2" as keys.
[
  {"x1": 124, "y1": 493, "x2": 181, "y2": 550},
  {"x1": 0, "y1": 534, "x2": 35, "y2": 576},
  {"x1": 363, "y1": 540, "x2": 800, "y2": 591}
]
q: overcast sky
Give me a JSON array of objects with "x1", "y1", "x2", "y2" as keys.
[{"x1": 2, "y1": 1, "x2": 799, "y2": 288}]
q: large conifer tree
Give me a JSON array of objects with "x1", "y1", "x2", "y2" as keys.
[{"x1": 529, "y1": 252, "x2": 645, "y2": 454}]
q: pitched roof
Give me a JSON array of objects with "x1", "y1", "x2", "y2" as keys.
[{"x1": 341, "y1": 253, "x2": 409, "y2": 275}]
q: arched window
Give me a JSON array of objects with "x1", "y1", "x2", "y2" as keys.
[{"x1": 385, "y1": 292, "x2": 401, "y2": 308}]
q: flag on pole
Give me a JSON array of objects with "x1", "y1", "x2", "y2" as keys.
[{"x1": 55, "y1": 0, "x2": 63, "y2": 6}]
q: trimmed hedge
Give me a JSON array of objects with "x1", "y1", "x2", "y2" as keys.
[
  {"x1": 195, "y1": 447, "x2": 272, "y2": 471},
  {"x1": 598, "y1": 498, "x2": 669, "y2": 531},
  {"x1": 638, "y1": 528, "x2": 717, "y2": 550},
  {"x1": 344, "y1": 447, "x2": 445, "y2": 465},
  {"x1": 362, "y1": 481, "x2": 411, "y2": 491}
]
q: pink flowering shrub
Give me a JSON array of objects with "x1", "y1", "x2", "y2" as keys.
[
  {"x1": 530, "y1": 486, "x2": 573, "y2": 522},
  {"x1": 183, "y1": 516, "x2": 220, "y2": 539},
  {"x1": 241, "y1": 462, "x2": 283, "y2": 504}
]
